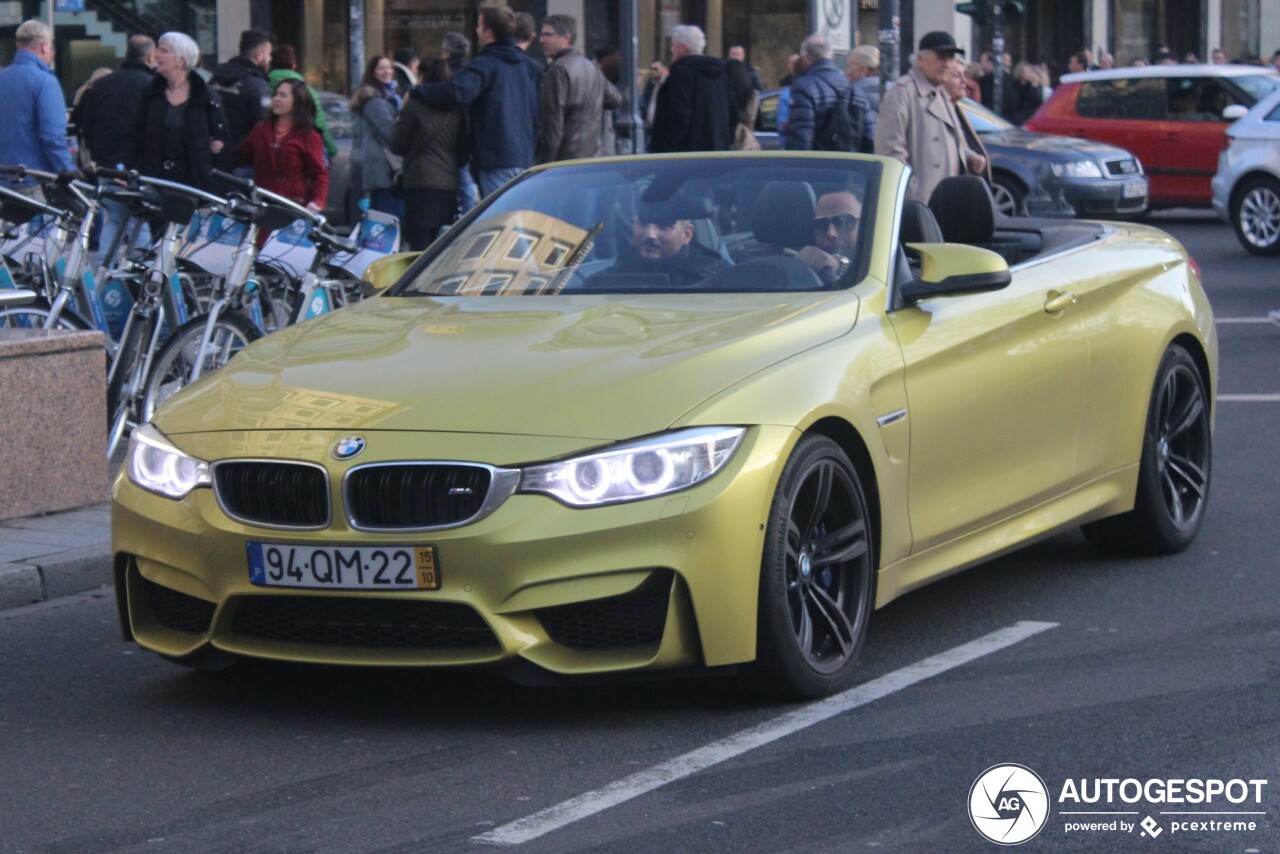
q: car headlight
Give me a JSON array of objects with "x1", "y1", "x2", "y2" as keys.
[
  {"x1": 519, "y1": 426, "x2": 745, "y2": 507},
  {"x1": 1051, "y1": 160, "x2": 1104, "y2": 178},
  {"x1": 126, "y1": 423, "x2": 211, "y2": 499}
]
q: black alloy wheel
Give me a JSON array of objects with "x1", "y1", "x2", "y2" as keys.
[
  {"x1": 754, "y1": 435, "x2": 875, "y2": 699},
  {"x1": 1083, "y1": 344, "x2": 1211, "y2": 554}
]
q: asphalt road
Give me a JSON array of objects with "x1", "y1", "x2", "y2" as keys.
[{"x1": 1, "y1": 213, "x2": 1277, "y2": 854}]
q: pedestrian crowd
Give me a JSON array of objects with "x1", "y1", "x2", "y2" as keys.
[{"x1": 7, "y1": 9, "x2": 1280, "y2": 255}]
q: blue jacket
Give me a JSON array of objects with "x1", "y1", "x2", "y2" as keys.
[
  {"x1": 0, "y1": 51, "x2": 73, "y2": 174},
  {"x1": 414, "y1": 39, "x2": 539, "y2": 171},
  {"x1": 783, "y1": 58, "x2": 849, "y2": 151}
]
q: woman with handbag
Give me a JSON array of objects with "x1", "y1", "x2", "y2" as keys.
[
  {"x1": 390, "y1": 59, "x2": 464, "y2": 250},
  {"x1": 351, "y1": 55, "x2": 404, "y2": 218}
]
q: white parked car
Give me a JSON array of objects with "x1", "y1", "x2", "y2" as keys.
[{"x1": 1213, "y1": 87, "x2": 1280, "y2": 254}]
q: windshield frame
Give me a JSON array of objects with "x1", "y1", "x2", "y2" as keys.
[{"x1": 387, "y1": 154, "x2": 882, "y2": 298}]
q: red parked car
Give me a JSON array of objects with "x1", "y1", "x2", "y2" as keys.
[{"x1": 1026, "y1": 65, "x2": 1278, "y2": 209}]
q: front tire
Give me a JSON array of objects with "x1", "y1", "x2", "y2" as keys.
[
  {"x1": 0, "y1": 297, "x2": 92, "y2": 331},
  {"x1": 1231, "y1": 175, "x2": 1280, "y2": 256},
  {"x1": 1083, "y1": 344, "x2": 1211, "y2": 555},
  {"x1": 753, "y1": 435, "x2": 875, "y2": 699},
  {"x1": 991, "y1": 174, "x2": 1026, "y2": 217}
]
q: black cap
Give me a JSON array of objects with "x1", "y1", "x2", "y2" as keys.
[{"x1": 918, "y1": 31, "x2": 964, "y2": 57}]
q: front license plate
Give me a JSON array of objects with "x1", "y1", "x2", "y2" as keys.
[
  {"x1": 1124, "y1": 178, "x2": 1148, "y2": 198},
  {"x1": 246, "y1": 543, "x2": 439, "y2": 590}
]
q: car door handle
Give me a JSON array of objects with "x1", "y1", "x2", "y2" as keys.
[{"x1": 1044, "y1": 290, "x2": 1077, "y2": 314}]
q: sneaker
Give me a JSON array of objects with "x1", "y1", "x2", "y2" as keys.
[{"x1": 1270, "y1": 309, "x2": 1280, "y2": 327}]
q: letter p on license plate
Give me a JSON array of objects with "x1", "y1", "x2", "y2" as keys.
[{"x1": 247, "y1": 542, "x2": 440, "y2": 590}]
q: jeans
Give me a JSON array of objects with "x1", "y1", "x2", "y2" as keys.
[
  {"x1": 457, "y1": 165, "x2": 478, "y2": 215},
  {"x1": 98, "y1": 198, "x2": 151, "y2": 263},
  {"x1": 477, "y1": 167, "x2": 524, "y2": 199}
]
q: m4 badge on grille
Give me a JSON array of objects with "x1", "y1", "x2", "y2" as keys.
[{"x1": 333, "y1": 436, "x2": 366, "y2": 460}]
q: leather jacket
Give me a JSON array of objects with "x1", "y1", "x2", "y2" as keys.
[{"x1": 538, "y1": 47, "x2": 618, "y2": 163}]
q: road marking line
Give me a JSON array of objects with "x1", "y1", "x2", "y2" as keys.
[
  {"x1": 1214, "y1": 317, "x2": 1275, "y2": 324},
  {"x1": 471, "y1": 620, "x2": 1059, "y2": 847},
  {"x1": 1218, "y1": 394, "x2": 1280, "y2": 401}
]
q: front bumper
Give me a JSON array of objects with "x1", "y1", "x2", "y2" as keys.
[
  {"x1": 112, "y1": 425, "x2": 796, "y2": 677},
  {"x1": 1057, "y1": 175, "x2": 1149, "y2": 218}
]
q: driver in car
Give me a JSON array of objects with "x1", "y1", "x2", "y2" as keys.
[{"x1": 596, "y1": 195, "x2": 728, "y2": 288}]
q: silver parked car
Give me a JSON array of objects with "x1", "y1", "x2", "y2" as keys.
[{"x1": 1212, "y1": 86, "x2": 1280, "y2": 254}]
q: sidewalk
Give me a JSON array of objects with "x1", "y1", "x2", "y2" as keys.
[{"x1": 0, "y1": 502, "x2": 114, "y2": 610}]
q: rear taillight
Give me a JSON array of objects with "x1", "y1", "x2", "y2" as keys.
[
  {"x1": 1188, "y1": 255, "x2": 1202, "y2": 281},
  {"x1": 1222, "y1": 133, "x2": 1233, "y2": 152}
]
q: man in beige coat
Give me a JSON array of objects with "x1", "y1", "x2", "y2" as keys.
[{"x1": 875, "y1": 31, "x2": 986, "y2": 204}]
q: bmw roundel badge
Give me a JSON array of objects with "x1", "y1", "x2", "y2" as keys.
[{"x1": 332, "y1": 436, "x2": 366, "y2": 460}]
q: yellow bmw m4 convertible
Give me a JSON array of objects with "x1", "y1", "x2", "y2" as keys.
[{"x1": 112, "y1": 154, "x2": 1216, "y2": 698}]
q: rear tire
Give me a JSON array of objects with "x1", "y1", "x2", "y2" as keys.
[
  {"x1": 141, "y1": 312, "x2": 261, "y2": 421},
  {"x1": 1082, "y1": 344, "x2": 1211, "y2": 555},
  {"x1": 1230, "y1": 175, "x2": 1280, "y2": 256}
]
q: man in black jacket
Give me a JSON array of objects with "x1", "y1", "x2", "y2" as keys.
[
  {"x1": 211, "y1": 28, "x2": 273, "y2": 169},
  {"x1": 80, "y1": 34, "x2": 155, "y2": 255},
  {"x1": 648, "y1": 24, "x2": 735, "y2": 153},
  {"x1": 414, "y1": 6, "x2": 539, "y2": 198}
]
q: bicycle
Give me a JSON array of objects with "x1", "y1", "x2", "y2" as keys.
[{"x1": 141, "y1": 170, "x2": 361, "y2": 420}]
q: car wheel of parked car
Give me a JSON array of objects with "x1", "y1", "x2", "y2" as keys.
[
  {"x1": 1082, "y1": 344, "x2": 1211, "y2": 555},
  {"x1": 990, "y1": 174, "x2": 1025, "y2": 217},
  {"x1": 1231, "y1": 175, "x2": 1280, "y2": 255},
  {"x1": 754, "y1": 435, "x2": 874, "y2": 699}
]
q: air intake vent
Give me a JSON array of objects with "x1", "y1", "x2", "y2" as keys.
[
  {"x1": 214, "y1": 461, "x2": 329, "y2": 528},
  {"x1": 535, "y1": 571, "x2": 672, "y2": 650},
  {"x1": 230, "y1": 596, "x2": 499, "y2": 650},
  {"x1": 346, "y1": 464, "x2": 492, "y2": 529},
  {"x1": 138, "y1": 574, "x2": 216, "y2": 635}
]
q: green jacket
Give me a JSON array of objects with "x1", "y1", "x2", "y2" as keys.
[{"x1": 267, "y1": 69, "x2": 339, "y2": 159}]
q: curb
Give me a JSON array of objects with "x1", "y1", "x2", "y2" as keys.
[{"x1": 0, "y1": 545, "x2": 113, "y2": 610}]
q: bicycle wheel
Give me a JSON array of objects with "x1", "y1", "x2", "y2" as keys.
[
  {"x1": 0, "y1": 296, "x2": 92, "y2": 331},
  {"x1": 142, "y1": 312, "x2": 261, "y2": 421}
]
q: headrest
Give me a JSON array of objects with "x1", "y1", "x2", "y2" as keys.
[
  {"x1": 751, "y1": 181, "x2": 816, "y2": 249},
  {"x1": 900, "y1": 200, "x2": 943, "y2": 244},
  {"x1": 928, "y1": 176, "x2": 995, "y2": 244},
  {"x1": 636, "y1": 193, "x2": 711, "y2": 225}
]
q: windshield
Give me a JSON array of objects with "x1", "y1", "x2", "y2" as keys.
[
  {"x1": 1232, "y1": 73, "x2": 1280, "y2": 104},
  {"x1": 394, "y1": 157, "x2": 879, "y2": 296},
  {"x1": 960, "y1": 98, "x2": 1013, "y2": 133}
]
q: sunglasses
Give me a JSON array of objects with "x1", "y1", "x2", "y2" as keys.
[{"x1": 815, "y1": 214, "x2": 858, "y2": 231}]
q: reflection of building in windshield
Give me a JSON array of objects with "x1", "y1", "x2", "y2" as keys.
[{"x1": 424, "y1": 211, "x2": 590, "y2": 295}]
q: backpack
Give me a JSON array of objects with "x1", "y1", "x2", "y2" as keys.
[{"x1": 814, "y1": 82, "x2": 872, "y2": 154}]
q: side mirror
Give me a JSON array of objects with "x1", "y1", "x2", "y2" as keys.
[
  {"x1": 1222, "y1": 104, "x2": 1248, "y2": 121},
  {"x1": 363, "y1": 251, "x2": 421, "y2": 295},
  {"x1": 898, "y1": 243, "x2": 1011, "y2": 306}
]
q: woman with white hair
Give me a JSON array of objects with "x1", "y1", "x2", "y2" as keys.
[{"x1": 123, "y1": 31, "x2": 228, "y2": 191}]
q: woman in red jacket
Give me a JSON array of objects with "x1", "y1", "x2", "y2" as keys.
[{"x1": 237, "y1": 79, "x2": 329, "y2": 214}]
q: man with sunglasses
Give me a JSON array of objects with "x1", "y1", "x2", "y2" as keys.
[{"x1": 795, "y1": 190, "x2": 861, "y2": 281}]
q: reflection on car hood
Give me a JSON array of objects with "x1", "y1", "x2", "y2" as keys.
[
  {"x1": 154, "y1": 293, "x2": 858, "y2": 440},
  {"x1": 983, "y1": 129, "x2": 1133, "y2": 157}
]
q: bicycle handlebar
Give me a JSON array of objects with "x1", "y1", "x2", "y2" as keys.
[
  {"x1": 211, "y1": 169, "x2": 255, "y2": 195},
  {"x1": 134, "y1": 174, "x2": 229, "y2": 208}
]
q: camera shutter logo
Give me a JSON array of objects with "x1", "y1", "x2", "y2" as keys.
[{"x1": 969, "y1": 764, "x2": 1050, "y2": 845}]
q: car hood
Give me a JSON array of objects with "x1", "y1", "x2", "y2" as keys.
[
  {"x1": 982, "y1": 129, "x2": 1133, "y2": 158},
  {"x1": 155, "y1": 293, "x2": 858, "y2": 441}
]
